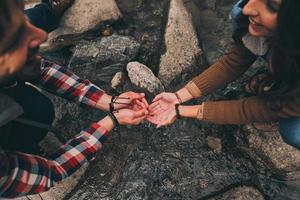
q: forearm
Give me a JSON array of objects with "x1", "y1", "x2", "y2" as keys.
[
  {"x1": 178, "y1": 104, "x2": 203, "y2": 119},
  {"x1": 95, "y1": 93, "x2": 112, "y2": 111},
  {"x1": 38, "y1": 60, "x2": 106, "y2": 108},
  {"x1": 176, "y1": 87, "x2": 195, "y2": 103},
  {"x1": 0, "y1": 116, "x2": 115, "y2": 198},
  {"x1": 183, "y1": 45, "x2": 256, "y2": 99}
]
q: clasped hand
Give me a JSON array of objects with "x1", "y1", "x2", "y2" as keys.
[{"x1": 114, "y1": 92, "x2": 179, "y2": 128}]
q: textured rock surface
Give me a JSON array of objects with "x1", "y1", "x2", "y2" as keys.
[
  {"x1": 68, "y1": 34, "x2": 140, "y2": 85},
  {"x1": 193, "y1": 0, "x2": 234, "y2": 65},
  {"x1": 207, "y1": 186, "x2": 265, "y2": 200},
  {"x1": 70, "y1": 34, "x2": 140, "y2": 65},
  {"x1": 115, "y1": 0, "x2": 170, "y2": 73},
  {"x1": 236, "y1": 124, "x2": 300, "y2": 177},
  {"x1": 44, "y1": 0, "x2": 122, "y2": 50},
  {"x1": 127, "y1": 62, "x2": 164, "y2": 94},
  {"x1": 158, "y1": 0, "x2": 203, "y2": 87},
  {"x1": 111, "y1": 72, "x2": 126, "y2": 89},
  {"x1": 66, "y1": 121, "x2": 255, "y2": 200}
]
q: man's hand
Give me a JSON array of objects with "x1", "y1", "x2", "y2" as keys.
[
  {"x1": 147, "y1": 93, "x2": 178, "y2": 128},
  {"x1": 114, "y1": 91, "x2": 149, "y2": 110},
  {"x1": 114, "y1": 108, "x2": 148, "y2": 125},
  {"x1": 96, "y1": 92, "x2": 149, "y2": 111}
]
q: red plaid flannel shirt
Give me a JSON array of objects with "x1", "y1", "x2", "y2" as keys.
[{"x1": 0, "y1": 61, "x2": 108, "y2": 198}]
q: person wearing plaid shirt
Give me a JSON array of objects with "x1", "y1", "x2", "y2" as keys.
[{"x1": 0, "y1": 0, "x2": 148, "y2": 198}]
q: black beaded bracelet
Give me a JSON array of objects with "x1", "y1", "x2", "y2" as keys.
[
  {"x1": 175, "y1": 104, "x2": 181, "y2": 119},
  {"x1": 108, "y1": 112, "x2": 120, "y2": 127},
  {"x1": 175, "y1": 92, "x2": 182, "y2": 104},
  {"x1": 109, "y1": 96, "x2": 116, "y2": 113}
]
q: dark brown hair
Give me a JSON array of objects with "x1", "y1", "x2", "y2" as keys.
[
  {"x1": 0, "y1": 0, "x2": 22, "y2": 49},
  {"x1": 234, "y1": 0, "x2": 300, "y2": 104},
  {"x1": 0, "y1": 0, "x2": 13, "y2": 40}
]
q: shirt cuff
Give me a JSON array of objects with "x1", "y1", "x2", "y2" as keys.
[{"x1": 184, "y1": 81, "x2": 203, "y2": 98}]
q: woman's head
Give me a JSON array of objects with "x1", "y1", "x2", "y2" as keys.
[
  {"x1": 0, "y1": 0, "x2": 47, "y2": 84},
  {"x1": 242, "y1": 0, "x2": 300, "y2": 53},
  {"x1": 236, "y1": 0, "x2": 300, "y2": 97},
  {"x1": 242, "y1": 0, "x2": 282, "y2": 37}
]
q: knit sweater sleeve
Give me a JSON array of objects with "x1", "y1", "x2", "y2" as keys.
[
  {"x1": 184, "y1": 44, "x2": 257, "y2": 97},
  {"x1": 200, "y1": 94, "x2": 300, "y2": 124}
]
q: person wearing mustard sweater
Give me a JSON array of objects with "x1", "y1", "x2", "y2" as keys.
[{"x1": 148, "y1": 0, "x2": 300, "y2": 150}]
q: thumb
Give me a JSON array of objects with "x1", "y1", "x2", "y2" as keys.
[
  {"x1": 152, "y1": 93, "x2": 163, "y2": 102},
  {"x1": 131, "y1": 92, "x2": 145, "y2": 100},
  {"x1": 133, "y1": 109, "x2": 148, "y2": 118}
]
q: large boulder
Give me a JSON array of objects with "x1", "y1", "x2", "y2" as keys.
[
  {"x1": 67, "y1": 35, "x2": 140, "y2": 84},
  {"x1": 127, "y1": 62, "x2": 164, "y2": 94},
  {"x1": 236, "y1": 124, "x2": 300, "y2": 178},
  {"x1": 43, "y1": 0, "x2": 122, "y2": 50},
  {"x1": 158, "y1": 0, "x2": 203, "y2": 87},
  {"x1": 70, "y1": 34, "x2": 140, "y2": 65}
]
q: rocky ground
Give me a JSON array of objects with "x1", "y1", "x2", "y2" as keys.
[{"x1": 20, "y1": 0, "x2": 300, "y2": 200}]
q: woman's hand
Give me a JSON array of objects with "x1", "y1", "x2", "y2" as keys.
[
  {"x1": 147, "y1": 92, "x2": 179, "y2": 128},
  {"x1": 152, "y1": 92, "x2": 180, "y2": 105}
]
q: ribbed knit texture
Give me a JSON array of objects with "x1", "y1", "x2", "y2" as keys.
[{"x1": 185, "y1": 44, "x2": 300, "y2": 124}]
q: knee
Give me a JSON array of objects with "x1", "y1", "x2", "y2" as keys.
[
  {"x1": 36, "y1": 94, "x2": 55, "y2": 125},
  {"x1": 22, "y1": 85, "x2": 55, "y2": 125},
  {"x1": 279, "y1": 118, "x2": 300, "y2": 150}
]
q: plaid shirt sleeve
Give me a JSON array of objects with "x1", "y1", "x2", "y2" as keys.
[
  {"x1": 37, "y1": 60, "x2": 105, "y2": 108},
  {"x1": 0, "y1": 123, "x2": 109, "y2": 198}
]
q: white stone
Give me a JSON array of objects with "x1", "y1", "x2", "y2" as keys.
[
  {"x1": 44, "y1": 0, "x2": 122, "y2": 50},
  {"x1": 127, "y1": 62, "x2": 164, "y2": 94},
  {"x1": 111, "y1": 72, "x2": 126, "y2": 89},
  {"x1": 158, "y1": 0, "x2": 202, "y2": 86}
]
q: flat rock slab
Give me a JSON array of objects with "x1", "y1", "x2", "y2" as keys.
[
  {"x1": 70, "y1": 34, "x2": 140, "y2": 64},
  {"x1": 158, "y1": 0, "x2": 203, "y2": 87},
  {"x1": 208, "y1": 186, "x2": 265, "y2": 200},
  {"x1": 66, "y1": 121, "x2": 255, "y2": 200},
  {"x1": 237, "y1": 124, "x2": 300, "y2": 177}
]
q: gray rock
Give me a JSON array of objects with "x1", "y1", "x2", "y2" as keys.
[
  {"x1": 158, "y1": 0, "x2": 203, "y2": 87},
  {"x1": 208, "y1": 186, "x2": 264, "y2": 200},
  {"x1": 194, "y1": 0, "x2": 217, "y2": 10},
  {"x1": 116, "y1": 0, "x2": 144, "y2": 13},
  {"x1": 70, "y1": 34, "x2": 140, "y2": 65},
  {"x1": 127, "y1": 62, "x2": 164, "y2": 94},
  {"x1": 115, "y1": 122, "x2": 255, "y2": 200},
  {"x1": 44, "y1": 0, "x2": 122, "y2": 50},
  {"x1": 111, "y1": 72, "x2": 126, "y2": 89},
  {"x1": 194, "y1": 1, "x2": 234, "y2": 65},
  {"x1": 236, "y1": 124, "x2": 300, "y2": 178},
  {"x1": 207, "y1": 136, "x2": 222, "y2": 153}
]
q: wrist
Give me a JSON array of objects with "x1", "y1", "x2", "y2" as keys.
[
  {"x1": 174, "y1": 92, "x2": 182, "y2": 104},
  {"x1": 176, "y1": 88, "x2": 194, "y2": 103},
  {"x1": 178, "y1": 105, "x2": 201, "y2": 119},
  {"x1": 108, "y1": 112, "x2": 120, "y2": 127},
  {"x1": 98, "y1": 116, "x2": 115, "y2": 132},
  {"x1": 175, "y1": 104, "x2": 181, "y2": 119},
  {"x1": 96, "y1": 94, "x2": 112, "y2": 111}
]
